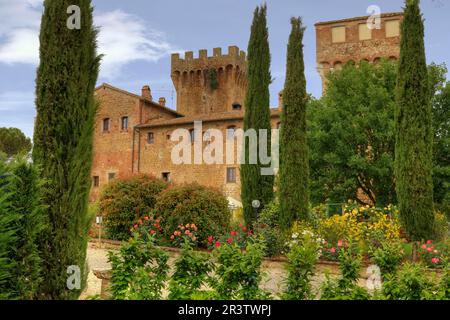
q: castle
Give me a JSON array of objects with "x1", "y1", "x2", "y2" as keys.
[{"x1": 90, "y1": 12, "x2": 403, "y2": 205}]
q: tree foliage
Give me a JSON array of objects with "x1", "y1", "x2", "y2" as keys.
[
  {"x1": 279, "y1": 17, "x2": 309, "y2": 228},
  {"x1": 33, "y1": 0, "x2": 101, "y2": 299},
  {"x1": 0, "y1": 128, "x2": 32, "y2": 158},
  {"x1": 395, "y1": 0, "x2": 434, "y2": 240},
  {"x1": 241, "y1": 4, "x2": 274, "y2": 224}
]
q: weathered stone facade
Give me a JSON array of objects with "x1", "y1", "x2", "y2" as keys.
[{"x1": 316, "y1": 12, "x2": 403, "y2": 92}]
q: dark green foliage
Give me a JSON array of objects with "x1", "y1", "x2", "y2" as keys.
[
  {"x1": 168, "y1": 242, "x2": 213, "y2": 299},
  {"x1": 0, "y1": 159, "x2": 17, "y2": 299},
  {"x1": 241, "y1": 5, "x2": 274, "y2": 224},
  {"x1": 279, "y1": 17, "x2": 309, "y2": 228},
  {"x1": 155, "y1": 183, "x2": 231, "y2": 245},
  {"x1": 0, "y1": 128, "x2": 32, "y2": 158},
  {"x1": 108, "y1": 235, "x2": 169, "y2": 300},
  {"x1": 395, "y1": 0, "x2": 435, "y2": 240},
  {"x1": 253, "y1": 201, "x2": 287, "y2": 257},
  {"x1": 99, "y1": 175, "x2": 167, "y2": 240},
  {"x1": 429, "y1": 64, "x2": 450, "y2": 218},
  {"x1": 370, "y1": 240, "x2": 405, "y2": 279},
  {"x1": 308, "y1": 60, "x2": 398, "y2": 206},
  {"x1": 32, "y1": 0, "x2": 101, "y2": 299},
  {"x1": 7, "y1": 157, "x2": 47, "y2": 299}
]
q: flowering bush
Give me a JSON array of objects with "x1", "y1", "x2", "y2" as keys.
[
  {"x1": 169, "y1": 223, "x2": 199, "y2": 248},
  {"x1": 320, "y1": 239, "x2": 347, "y2": 262},
  {"x1": 207, "y1": 224, "x2": 253, "y2": 250},
  {"x1": 130, "y1": 215, "x2": 163, "y2": 243},
  {"x1": 418, "y1": 240, "x2": 448, "y2": 268}
]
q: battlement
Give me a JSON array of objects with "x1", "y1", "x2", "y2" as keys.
[{"x1": 171, "y1": 46, "x2": 247, "y2": 72}]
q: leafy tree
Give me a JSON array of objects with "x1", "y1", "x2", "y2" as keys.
[
  {"x1": 308, "y1": 60, "x2": 398, "y2": 206},
  {"x1": 33, "y1": 0, "x2": 101, "y2": 299},
  {"x1": 279, "y1": 17, "x2": 309, "y2": 228},
  {"x1": 395, "y1": 0, "x2": 434, "y2": 240},
  {"x1": 241, "y1": 4, "x2": 274, "y2": 224},
  {"x1": 0, "y1": 128, "x2": 32, "y2": 157}
]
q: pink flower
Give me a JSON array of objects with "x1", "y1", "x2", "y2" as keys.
[
  {"x1": 208, "y1": 236, "x2": 214, "y2": 243},
  {"x1": 427, "y1": 247, "x2": 432, "y2": 252},
  {"x1": 242, "y1": 226, "x2": 247, "y2": 232},
  {"x1": 215, "y1": 241, "x2": 221, "y2": 248},
  {"x1": 134, "y1": 224, "x2": 138, "y2": 229},
  {"x1": 421, "y1": 245, "x2": 427, "y2": 249},
  {"x1": 426, "y1": 240, "x2": 432, "y2": 244},
  {"x1": 150, "y1": 230, "x2": 155, "y2": 235},
  {"x1": 144, "y1": 216, "x2": 149, "y2": 221},
  {"x1": 330, "y1": 247, "x2": 336, "y2": 253},
  {"x1": 185, "y1": 230, "x2": 190, "y2": 235},
  {"x1": 170, "y1": 235, "x2": 175, "y2": 240},
  {"x1": 227, "y1": 237, "x2": 233, "y2": 244},
  {"x1": 138, "y1": 219, "x2": 143, "y2": 225},
  {"x1": 337, "y1": 240, "x2": 343, "y2": 247},
  {"x1": 431, "y1": 257, "x2": 440, "y2": 264},
  {"x1": 230, "y1": 231, "x2": 236, "y2": 236}
]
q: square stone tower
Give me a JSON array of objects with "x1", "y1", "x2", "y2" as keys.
[
  {"x1": 315, "y1": 12, "x2": 404, "y2": 93},
  {"x1": 171, "y1": 46, "x2": 248, "y2": 117}
]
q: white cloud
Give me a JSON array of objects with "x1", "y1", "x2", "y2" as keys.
[{"x1": 0, "y1": 0, "x2": 180, "y2": 79}]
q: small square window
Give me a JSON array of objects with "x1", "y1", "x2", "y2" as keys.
[
  {"x1": 102, "y1": 118, "x2": 110, "y2": 132},
  {"x1": 93, "y1": 176, "x2": 99, "y2": 187},
  {"x1": 108, "y1": 172, "x2": 116, "y2": 181},
  {"x1": 232, "y1": 103, "x2": 242, "y2": 110},
  {"x1": 226, "y1": 167, "x2": 236, "y2": 183},
  {"x1": 331, "y1": 26, "x2": 346, "y2": 43},
  {"x1": 359, "y1": 23, "x2": 372, "y2": 40},
  {"x1": 385, "y1": 20, "x2": 400, "y2": 38},
  {"x1": 147, "y1": 132, "x2": 154, "y2": 144},
  {"x1": 162, "y1": 172, "x2": 170, "y2": 182},
  {"x1": 121, "y1": 116, "x2": 128, "y2": 131}
]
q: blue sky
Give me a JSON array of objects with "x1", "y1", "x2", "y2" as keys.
[{"x1": 0, "y1": 0, "x2": 449, "y2": 137}]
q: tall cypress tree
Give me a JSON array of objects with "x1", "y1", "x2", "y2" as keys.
[
  {"x1": 241, "y1": 5, "x2": 274, "y2": 224},
  {"x1": 33, "y1": 0, "x2": 100, "y2": 299},
  {"x1": 279, "y1": 18, "x2": 309, "y2": 229},
  {"x1": 395, "y1": 0, "x2": 434, "y2": 241}
]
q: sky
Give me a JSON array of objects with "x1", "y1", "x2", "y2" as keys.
[{"x1": 0, "y1": 0, "x2": 449, "y2": 138}]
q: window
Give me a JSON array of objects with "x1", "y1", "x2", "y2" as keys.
[
  {"x1": 102, "y1": 118, "x2": 110, "y2": 132},
  {"x1": 226, "y1": 168, "x2": 236, "y2": 183},
  {"x1": 162, "y1": 172, "x2": 170, "y2": 182},
  {"x1": 385, "y1": 20, "x2": 400, "y2": 37},
  {"x1": 147, "y1": 132, "x2": 154, "y2": 144},
  {"x1": 93, "y1": 176, "x2": 99, "y2": 187},
  {"x1": 108, "y1": 172, "x2": 116, "y2": 181},
  {"x1": 359, "y1": 23, "x2": 372, "y2": 40},
  {"x1": 121, "y1": 116, "x2": 128, "y2": 131},
  {"x1": 331, "y1": 26, "x2": 346, "y2": 43},
  {"x1": 226, "y1": 126, "x2": 237, "y2": 139},
  {"x1": 232, "y1": 103, "x2": 242, "y2": 110}
]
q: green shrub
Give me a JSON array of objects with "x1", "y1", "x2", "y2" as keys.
[
  {"x1": 253, "y1": 201, "x2": 287, "y2": 257},
  {"x1": 370, "y1": 240, "x2": 405, "y2": 279},
  {"x1": 108, "y1": 235, "x2": 169, "y2": 300},
  {"x1": 283, "y1": 230, "x2": 321, "y2": 300},
  {"x1": 99, "y1": 175, "x2": 167, "y2": 240},
  {"x1": 168, "y1": 242, "x2": 213, "y2": 299},
  {"x1": 320, "y1": 244, "x2": 370, "y2": 300},
  {"x1": 210, "y1": 239, "x2": 270, "y2": 299},
  {"x1": 155, "y1": 183, "x2": 230, "y2": 245},
  {"x1": 433, "y1": 211, "x2": 449, "y2": 241},
  {"x1": 382, "y1": 263, "x2": 438, "y2": 300}
]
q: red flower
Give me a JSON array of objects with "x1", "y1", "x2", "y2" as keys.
[
  {"x1": 215, "y1": 241, "x2": 221, "y2": 248},
  {"x1": 144, "y1": 216, "x2": 149, "y2": 221},
  {"x1": 426, "y1": 240, "x2": 432, "y2": 244},
  {"x1": 230, "y1": 231, "x2": 236, "y2": 236},
  {"x1": 185, "y1": 230, "x2": 190, "y2": 235},
  {"x1": 208, "y1": 236, "x2": 214, "y2": 243},
  {"x1": 150, "y1": 230, "x2": 155, "y2": 235},
  {"x1": 330, "y1": 247, "x2": 336, "y2": 253},
  {"x1": 242, "y1": 226, "x2": 247, "y2": 232},
  {"x1": 427, "y1": 247, "x2": 432, "y2": 252},
  {"x1": 431, "y1": 257, "x2": 440, "y2": 264},
  {"x1": 227, "y1": 237, "x2": 233, "y2": 244},
  {"x1": 421, "y1": 244, "x2": 427, "y2": 249}
]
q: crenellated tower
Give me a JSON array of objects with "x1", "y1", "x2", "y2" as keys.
[{"x1": 171, "y1": 46, "x2": 248, "y2": 117}]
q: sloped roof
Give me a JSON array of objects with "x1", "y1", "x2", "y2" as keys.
[
  {"x1": 135, "y1": 108, "x2": 281, "y2": 129},
  {"x1": 95, "y1": 83, "x2": 183, "y2": 117}
]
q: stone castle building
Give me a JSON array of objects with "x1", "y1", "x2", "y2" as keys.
[{"x1": 90, "y1": 12, "x2": 403, "y2": 204}]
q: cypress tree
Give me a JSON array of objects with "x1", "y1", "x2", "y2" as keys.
[
  {"x1": 241, "y1": 5, "x2": 274, "y2": 224},
  {"x1": 279, "y1": 18, "x2": 309, "y2": 229},
  {"x1": 395, "y1": 0, "x2": 434, "y2": 240},
  {"x1": 33, "y1": 0, "x2": 101, "y2": 299}
]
